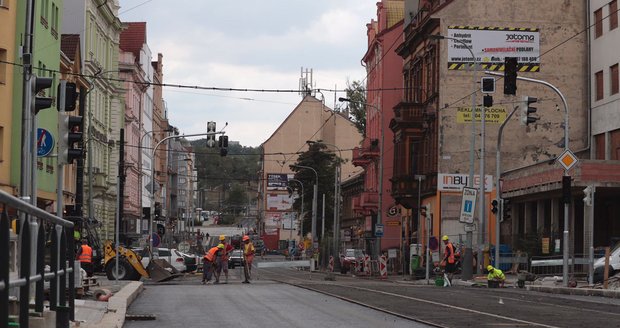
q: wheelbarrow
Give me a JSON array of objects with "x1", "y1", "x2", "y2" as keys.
[{"x1": 517, "y1": 270, "x2": 537, "y2": 288}]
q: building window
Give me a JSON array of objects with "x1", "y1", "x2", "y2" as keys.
[
  {"x1": 611, "y1": 129, "x2": 620, "y2": 160},
  {"x1": 595, "y1": 8, "x2": 603, "y2": 38},
  {"x1": 596, "y1": 70, "x2": 604, "y2": 100},
  {"x1": 611, "y1": 0, "x2": 618, "y2": 30},
  {"x1": 595, "y1": 133, "x2": 605, "y2": 160},
  {"x1": 0, "y1": 49, "x2": 6, "y2": 84},
  {"x1": 611, "y1": 63, "x2": 619, "y2": 95}
]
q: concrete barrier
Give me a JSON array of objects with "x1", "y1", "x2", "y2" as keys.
[{"x1": 82, "y1": 281, "x2": 144, "y2": 328}]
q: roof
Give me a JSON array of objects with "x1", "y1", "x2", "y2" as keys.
[
  {"x1": 60, "y1": 34, "x2": 80, "y2": 61},
  {"x1": 120, "y1": 22, "x2": 147, "y2": 63},
  {"x1": 385, "y1": 0, "x2": 405, "y2": 28}
]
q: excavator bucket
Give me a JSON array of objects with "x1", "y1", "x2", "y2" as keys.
[{"x1": 146, "y1": 259, "x2": 183, "y2": 283}]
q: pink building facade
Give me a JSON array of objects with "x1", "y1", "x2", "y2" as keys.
[{"x1": 353, "y1": 1, "x2": 404, "y2": 254}]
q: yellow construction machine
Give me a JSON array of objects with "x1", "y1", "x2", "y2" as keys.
[{"x1": 103, "y1": 241, "x2": 182, "y2": 282}]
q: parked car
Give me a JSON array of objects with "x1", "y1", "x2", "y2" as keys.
[
  {"x1": 228, "y1": 249, "x2": 244, "y2": 269},
  {"x1": 340, "y1": 249, "x2": 365, "y2": 274},
  {"x1": 178, "y1": 250, "x2": 198, "y2": 272},
  {"x1": 134, "y1": 247, "x2": 187, "y2": 273}
]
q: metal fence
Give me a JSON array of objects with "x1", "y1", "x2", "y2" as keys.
[
  {"x1": 0, "y1": 189, "x2": 75, "y2": 328},
  {"x1": 530, "y1": 254, "x2": 590, "y2": 277}
]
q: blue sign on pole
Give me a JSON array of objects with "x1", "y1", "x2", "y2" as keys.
[
  {"x1": 37, "y1": 128, "x2": 54, "y2": 157},
  {"x1": 375, "y1": 223, "x2": 384, "y2": 237}
]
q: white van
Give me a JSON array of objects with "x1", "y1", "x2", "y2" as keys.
[{"x1": 593, "y1": 243, "x2": 620, "y2": 283}]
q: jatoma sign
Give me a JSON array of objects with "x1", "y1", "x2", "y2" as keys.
[{"x1": 445, "y1": 26, "x2": 540, "y2": 72}]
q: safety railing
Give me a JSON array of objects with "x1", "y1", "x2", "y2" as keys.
[
  {"x1": 495, "y1": 252, "x2": 530, "y2": 273},
  {"x1": 530, "y1": 254, "x2": 590, "y2": 276},
  {"x1": 0, "y1": 189, "x2": 75, "y2": 328}
]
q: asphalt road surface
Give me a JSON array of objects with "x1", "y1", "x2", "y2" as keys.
[
  {"x1": 125, "y1": 259, "x2": 620, "y2": 328},
  {"x1": 124, "y1": 271, "x2": 427, "y2": 327}
]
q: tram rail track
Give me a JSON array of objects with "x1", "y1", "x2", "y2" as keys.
[{"x1": 256, "y1": 267, "x2": 619, "y2": 328}]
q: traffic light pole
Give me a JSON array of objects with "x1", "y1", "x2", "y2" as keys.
[
  {"x1": 495, "y1": 106, "x2": 518, "y2": 268},
  {"x1": 485, "y1": 71, "x2": 570, "y2": 286}
]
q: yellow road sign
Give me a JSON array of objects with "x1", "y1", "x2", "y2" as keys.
[{"x1": 456, "y1": 106, "x2": 507, "y2": 124}]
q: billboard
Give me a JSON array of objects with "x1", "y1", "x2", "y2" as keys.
[
  {"x1": 446, "y1": 26, "x2": 540, "y2": 71},
  {"x1": 267, "y1": 173, "x2": 290, "y2": 190},
  {"x1": 267, "y1": 193, "x2": 294, "y2": 211}
]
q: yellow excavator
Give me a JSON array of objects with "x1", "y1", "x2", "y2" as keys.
[{"x1": 103, "y1": 241, "x2": 183, "y2": 282}]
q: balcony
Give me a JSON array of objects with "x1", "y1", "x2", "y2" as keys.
[
  {"x1": 391, "y1": 101, "x2": 426, "y2": 131},
  {"x1": 360, "y1": 191, "x2": 379, "y2": 210},
  {"x1": 352, "y1": 138, "x2": 380, "y2": 167},
  {"x1": 390, "y1": 175, "x2": 437, "y2": 209}
]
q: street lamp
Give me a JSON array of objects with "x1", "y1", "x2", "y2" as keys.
[
  {"x1": 339, "y1": 97, "x2": 383, "y2": 258},
  {"x1": 292, "y1": 164, "x2": 318, "y2": 269},
  {"x1": 288, "y1": 178, "x2": 304, "y2": 243},
  {"x1": 429, "y1": 33, "x2": 481, "y2": 277},
  {"x1": 307, "y1": 140, "x2": 343, "y2": 262}
]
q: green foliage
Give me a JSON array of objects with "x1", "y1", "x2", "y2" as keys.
[
  {"x1": 342, "y1": 80, "x2": 367, "y2": 137},
  {"x1": 191, "y1": 139, "x2": 260, "y2": 216},
  {"x1": 290, "y1": 142, "x2": 338, "y2": 239}
]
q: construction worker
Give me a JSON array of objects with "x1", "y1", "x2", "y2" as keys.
[
  {"x1": 242, "y1": 235, "x2": 255, "y2": 283},
  {"x1": 487, "y1": 265, "x2": 506, "y2": 288},
  {"x1": 202, "y1": 244, "x2": 223, "y2": 284},
  {"x1": 76, "y1": 239, "x2": 93, "y2": 277},
  {"x1": 440, "y1": 235, "x2": 456, "y2": 283},
  {"x1": 217, "y1": 235, "x2": 234, "y2": 283},
  {"x1": 213, "y1": 243, "x2": 227, "y2": 284}
]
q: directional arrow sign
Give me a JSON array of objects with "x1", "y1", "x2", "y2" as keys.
[{"x1": 459, "y1": 187, "x2": 477, "y2": 224}]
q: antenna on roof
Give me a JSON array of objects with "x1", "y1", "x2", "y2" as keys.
[{"x1": 299, "y1": 67, "x2": 315, "y2": 98}]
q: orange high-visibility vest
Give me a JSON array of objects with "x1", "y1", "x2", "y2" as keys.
[
  {"x1": 204, "y1": 247, "x2": 219, "y2": 262},
  {"x1": 445, "y1": 242, "x2": 455, "y2": 264},
  {"x1": 78, "y1": 245, "x2": 93, "y2": 263}
]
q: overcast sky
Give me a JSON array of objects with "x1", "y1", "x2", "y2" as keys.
[{"x1": 118, "y1": 0, "x2": 377, "y2": 147}]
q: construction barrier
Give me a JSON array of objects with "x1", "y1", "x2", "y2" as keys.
[
  {"x1": 379, "y1": 255, "x2": 387, "y2": 279},
  {"x1": 354, "y1": 258, "x2": 361, "y2": 274},
  {"x1": 328, "y1": 256, "x2": 334, "y2": 272},
  {"x1": 363, "y1": 255, "x2": 371, "y2": 275}
]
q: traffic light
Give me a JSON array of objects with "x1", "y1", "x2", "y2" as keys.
[
  {"x1": 504, "y1": 57, "x2": 518, "y2": 95},
  {"x1": 58, "y1": 113, "x2": 84, "y2": 164},
  {"x1": 481, "y1": 77, "x2": 495, "y2": 93},
  {"x1": 31, "y1": 75, "x2": 53, "y2": 114},
  {"x1": 583, "y1": 186, "x2": 593, "y2": 206},
  {"x1": 502, "y1": 199, "x2": 511, "y2": 222},
  {"x1": 57, "y1": 81, "x2": 79, "y2": 112},
  {"x1": 491, "y1": 199, "x2": 498, "y2": 214},
  {"x1": 206, "y1": 121, "x2": 216, "y2": 148},
  {"x1": 219, "y1": 135, "x2": 228, "y2": 157},
  {"x1": 562, "y1": 175, "x2": 572, "y2": 204},
  {"x1": 520, "y1": 96, "x2": 538, "y2": 125}
]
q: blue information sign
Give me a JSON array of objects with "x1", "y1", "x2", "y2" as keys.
[
  {"x1": 375, "y1": 223, "x2": 384, "y2": 237},
  {"x1": 37, "y1": 128, "x2": 54, "y2": 157}
]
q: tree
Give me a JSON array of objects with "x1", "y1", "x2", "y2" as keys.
[
  {"x1": 342, "y1": 80, "x2": 367, "y2": 136},
  {"x1": 290, "y1": 142, "x2": 338, "y2": 240}
]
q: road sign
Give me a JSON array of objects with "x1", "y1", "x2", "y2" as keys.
[
  {"x1": 178, "y1": 241, "x2": 190, "y2": 253},
  {"x1": 557, "y1": 149, "x2": 578, "y2": 171},
  {"x1": 459, "y1": 187, "x2": 478, "y2": 224},
  {"x1": 375, "y1": 223, "x2": 384, "y2": 237},
  {"x1": 37, "y1": 128, "x2": 54, "y2": 157},
  {"x1": 151, "y1": 233, "x2": 161, "y2": 247}
]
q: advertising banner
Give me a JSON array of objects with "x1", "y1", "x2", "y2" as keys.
[
  {"x1": 267, "y1": 173, "x2": 289, "y2": 190},
  {"x1": 267, "y1": 193, "x2": 294, "y2": 211},
  {"x1": 446, "y1": 26, "x2": 540, "y2": 72}
]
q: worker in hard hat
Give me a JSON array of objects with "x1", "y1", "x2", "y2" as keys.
[
  {"x1": 242, "y1": 235, "x2": 255, "y2": 283},
  {"x1": 212, "y1": 243, "x2": 227, "y2": 284},
  {"x1": 202, "y1": 244, "x2": 223, "y2": 285},
  {"x1": 440, "y1": 235, "x2": 456, "y2": 284},
  {"x1": 487, "y1": 265, "x2": 506, "y2": 288},
  {"x1": 216, "y1": 235, "x2": 233, "y2": 284}
]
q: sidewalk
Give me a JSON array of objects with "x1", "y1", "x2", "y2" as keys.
[{"x1": 72, "y1": 277, "x2": 143, "y2": 328}]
